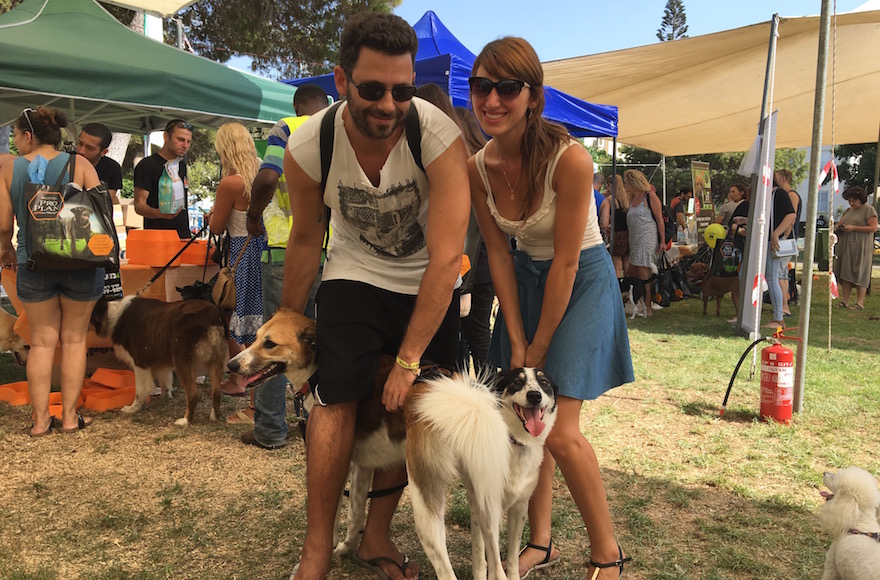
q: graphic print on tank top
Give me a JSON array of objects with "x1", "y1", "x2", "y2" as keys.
[{"x1": 337, "y1": 179, "x2": 425, "y2": 258}]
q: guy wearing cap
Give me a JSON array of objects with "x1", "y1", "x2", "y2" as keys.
[{"x1": 133, "y1": 119, "x2": 193, "y2": 238}]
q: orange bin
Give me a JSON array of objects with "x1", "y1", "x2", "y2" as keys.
[
  {"x1": 0, "y1": 381, "x2": 30, "y2": 405},
  {"x1": 126, "y1": 229, "x2": 185, "y2": 267},
  {"x1": 83, "y1": 387, "x2": 136, "y2": 412},
  {"x1": 90, "y1": 368, "x2": 136, "y2": 390},
  {"x1": 178, "y1": 238, "x2": 212, "y2": 265}
]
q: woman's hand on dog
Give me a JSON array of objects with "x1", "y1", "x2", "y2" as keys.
[{"x1": 525, "y1": 343, "x2": 548, "y2": 369}]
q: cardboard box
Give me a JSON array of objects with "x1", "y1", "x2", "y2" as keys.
[
  {"x1": 112, "y1": 203, "x2": 124, "y2": 227},
  {"x1": 120, "y1": 198, "x2": 143, "y2": 229}
]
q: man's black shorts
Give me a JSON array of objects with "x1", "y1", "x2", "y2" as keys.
[{"x1": 312, "y1": 280, "x2": 460, "y2": 405}]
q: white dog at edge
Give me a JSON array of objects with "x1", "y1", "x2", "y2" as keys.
[{"x1": 819, "y1": 466, "x2": 880, "y2": 580}]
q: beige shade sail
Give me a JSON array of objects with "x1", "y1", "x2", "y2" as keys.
[
  {"x1": 542, "y1": 10, "x2": 880, "y2": 156},
  {"x1": 102, "y1": 0, "x2": 197, "y2": 17}
]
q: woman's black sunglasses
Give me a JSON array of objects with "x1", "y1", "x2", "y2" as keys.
[
  {"x1": 350, "y1": 80, "x2": 417, "y2": 102},
  {"x1": 468, "y1": 77, "x2": 531, "y2": 100}
]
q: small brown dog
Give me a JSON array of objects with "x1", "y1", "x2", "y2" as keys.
[{"x1": 686, "y1": 262, "x2": 740, "y2": 317}]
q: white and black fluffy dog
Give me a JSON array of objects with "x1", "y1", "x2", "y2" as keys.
[
  {"x1": 406, "y1": 368, "x2": 558, "y2": 580},
  {"x1": 819, "y1": 466, "x2": 880, "y2": 580}
]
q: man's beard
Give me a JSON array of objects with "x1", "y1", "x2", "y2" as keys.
[{"x1": 346, "y1": 90, "x2": 406, "y2": 140}]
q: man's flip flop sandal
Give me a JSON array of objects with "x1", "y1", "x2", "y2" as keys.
[{"x1": 349, "y1": 553, "x2": 417, "y2": 580}]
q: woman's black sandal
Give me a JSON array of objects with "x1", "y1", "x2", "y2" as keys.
[
  {"x1": 589, "y1": 544, "x2": 631, "y2": 579},
  {"x1": 519, "y1": 538, "x2": 561, "y2": 579}
]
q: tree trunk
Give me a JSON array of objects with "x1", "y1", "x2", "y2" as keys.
[{"x1": 0, "y1": 126, "x2": 9, "y2": 153}]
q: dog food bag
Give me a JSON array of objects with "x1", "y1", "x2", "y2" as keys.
[{"x1": 158, "y1": 159, "x2": 185, "y2": 215}]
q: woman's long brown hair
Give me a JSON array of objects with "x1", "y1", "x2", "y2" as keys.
[{"x1": 472, "y1": 37, "x2": 570, "y2": 220}]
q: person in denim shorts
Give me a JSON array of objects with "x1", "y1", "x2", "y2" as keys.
[{"x1": 0, "y1": 107, "x2": 104, "y2": 436}]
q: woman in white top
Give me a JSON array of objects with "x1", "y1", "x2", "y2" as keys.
[
  {"x1": 209, "y1": 122, "x2": 264, "y2": 395},
  {"x1": 468, "y1": 37, "x2": 633, "y2": 579}
]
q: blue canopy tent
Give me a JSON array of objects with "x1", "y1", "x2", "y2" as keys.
[{"x1": 283, "y1": 11, "x2": 617, "y2": 138}]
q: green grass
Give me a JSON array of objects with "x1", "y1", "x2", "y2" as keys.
[{"x1": 0, "y1": 272, "x2": 878, "y2": 578}]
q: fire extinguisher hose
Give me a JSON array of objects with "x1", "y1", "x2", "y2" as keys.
[{"x1": 720, "y1": 337, "x2": 769, "y2": 417}]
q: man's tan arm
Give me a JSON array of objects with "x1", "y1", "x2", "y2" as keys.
[
  {"x1": 383, "y1": 138, "x2": 471, "y2": 411},
  {"x1": 280, "y1": 149, "x2": 325, "y2": 313}
]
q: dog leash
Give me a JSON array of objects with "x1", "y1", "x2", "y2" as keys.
[{"x1": 135, "y1": 222, "x2": 210, "y2": 297}]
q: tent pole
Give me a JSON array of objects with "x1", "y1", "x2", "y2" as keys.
[
  {"x1": 662, "y1": 156, "x2": 667, "y2": 204},
  {"x1": 794, "y1": 0, "x2": 833, "y2": 415},
  {"x1": 610, "y1": 137, "x2": 618, "y2": 255},
  {"x1": 872, "y1": 122, "x2": 880, "y2": 205}
]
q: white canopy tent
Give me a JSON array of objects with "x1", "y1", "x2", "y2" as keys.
[{"x1": 543, "y1": 9, "x2": 880, "y2": 156}]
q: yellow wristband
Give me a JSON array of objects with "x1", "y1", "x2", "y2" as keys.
[{"x1": 395, "y1": 355, "x2": 420, "y2": 374}]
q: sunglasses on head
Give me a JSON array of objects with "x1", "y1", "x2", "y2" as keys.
[
  {"x1": 349, "y1": 78, "x2": 417, "y2": 102},
  {"x1": 468, "y1": 77, "x2": 531, "y2": 100},
  {"x1": 165, "y1": 119, "x2": 194, "y2": 132},
  {"x1": 21, "y1": 108, "x2": 36, "y2": 135}
]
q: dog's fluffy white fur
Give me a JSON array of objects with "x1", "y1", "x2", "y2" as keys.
[
  {"x1": 406, "y1": 368, "x2": 557, "y2": 580},
  {"x1": 819, "y1": 466, "x2": 880, "y2": 580}
]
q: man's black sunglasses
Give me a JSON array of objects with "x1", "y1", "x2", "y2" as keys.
[
  {"x1": 165, "y1": 119, "x2": 194, "y2": 132},
  {"x1": 350, "y1": 79, "x2": 417, "y2": 102},
  {"x1": 468, "y1": 77, "x2": 531, "y2": 100}
]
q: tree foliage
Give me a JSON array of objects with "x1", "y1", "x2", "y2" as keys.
[
  {"x1": 657, "y1": 0, "x2": 688, "y2": 42},
  {"x1": 178, "y1": 0, "x2": 401, "y2": 79},
  {"x1": 0, "y1": 0, "x2": 23, "y2": 14},
  {"x1": 834, "y1": 142, "x2": 877, "y2": 193},
  {"x1": 773, "y1": 148, "x2": 809, "y2": 188}
]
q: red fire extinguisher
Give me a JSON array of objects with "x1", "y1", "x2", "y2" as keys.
[{"x1": 760, "y1": 342, "x2": 794, "y2": 424}]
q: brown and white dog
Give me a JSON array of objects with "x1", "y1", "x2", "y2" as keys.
[
  {"x1": 226, "y1": 309, "x2": 403, "y2": 557},
  {"x1": 0, "y1": 308, "x2": 28, "y2": 365},
  {"x1": 687, "y1": 261, "x2": 740, "y2": 317},
  {"x1": 90, "y1": 296, "x2": 228, "y2": 425},
  {"x1": 406, "y1": 368, "x2": 558, "y2": 580}
]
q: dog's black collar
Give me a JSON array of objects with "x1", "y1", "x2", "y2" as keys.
[
  {"x1": 848, "y1": 529, "x2": 880, "y2": 542},
  {"x1": 509, "y1": 434, "x2": 526, "y2": 448}
]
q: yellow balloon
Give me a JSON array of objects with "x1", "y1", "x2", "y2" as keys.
[{"x1": 704, "y1": 223, "x2": 727, "y2": 248}]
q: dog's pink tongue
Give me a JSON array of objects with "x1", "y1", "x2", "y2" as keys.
[
  {"x1": 241, "y1": 372, "x2": 264, "y2": 388},
  {"x1": 522, "y1": 408, "x2": 546, "y2": 437}
]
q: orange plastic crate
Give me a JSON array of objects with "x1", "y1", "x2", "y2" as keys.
[
  {"x1": 179, "y1": 239, "x2": 212, "y2": 265},
  {"x1": 126, "y1": 229, "x2": 184, "y2": 267}
]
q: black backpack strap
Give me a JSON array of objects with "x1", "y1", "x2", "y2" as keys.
[
  {"x1": 55, "y1": 153, "x2": 74, "y2": 191},
  {"x1": 319, "y1": 101, "x2": 343, "y2": 192},
  {"x1": 405, "y1": 104, "x2": 423, "y2": 172},
  {"x1": 319, "y1": 101, "x2": 343, "y2": 259}
]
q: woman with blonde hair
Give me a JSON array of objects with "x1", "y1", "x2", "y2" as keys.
[
  {"x1": 0, "y1": 107, "x2": 103, "y2": 434},
  {"x1": 624, "y1": 168, "x2": 665, "y2": 316},
  {"x1": 468, "y1": 36, "x2": 633, "y2": 578},
  {"x1": 209, "y1": 122, "x2": 265, "y2": 395},
  {"x1": 599, "y1": 174, "x2": 630, "y2": 277}
]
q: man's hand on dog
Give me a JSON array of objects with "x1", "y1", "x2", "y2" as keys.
[{"x1": 383, "y1": 365, "x2": 417, "y2": 412}]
